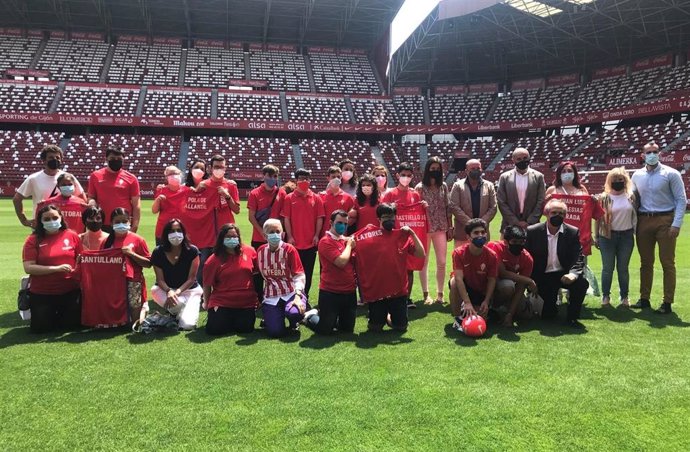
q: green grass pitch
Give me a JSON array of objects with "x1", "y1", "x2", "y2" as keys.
[{"x1": 0, "y1": 199, "x2": 689, "y2": 451}]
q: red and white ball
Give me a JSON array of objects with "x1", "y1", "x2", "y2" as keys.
[{"x1": 462, "y1": 315, "x2": 487, "y2": 337}]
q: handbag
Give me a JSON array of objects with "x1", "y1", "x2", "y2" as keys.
[
  {"x1": 18, "y1": 275, "x2": 31, "y2": 319},
  {"x1": 255, "y1": 189, "x2": 279, "y2": 226}
]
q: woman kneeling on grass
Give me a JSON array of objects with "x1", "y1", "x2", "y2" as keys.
[
  {"x1": 149, "y1": 218, "x2": 202, "y2": 330},
  {"x1": 202, "y1": 224, "x2": 260, "y2": 335},
  {"x1": 102, "y1": 207, "x2": 151, "y2": 324},
  {"x1": 257, "y1": 219, "x2": 308, "y2": 337},
  {"x1": 22, "y1": 204, "x2": 82, "y2": 333}
]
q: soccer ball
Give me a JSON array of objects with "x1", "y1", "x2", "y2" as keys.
[{"x1": 462, "y1": 315, "x2": 487, "y2": 337}]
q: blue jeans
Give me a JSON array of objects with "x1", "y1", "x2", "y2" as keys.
[{"x1": 599, "y1": 229, "x2": 634, "y2": 299}]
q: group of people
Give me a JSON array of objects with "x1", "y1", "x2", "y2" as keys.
[{"x1": 15, "y1": 140, "x2": 686, "y2": 336}]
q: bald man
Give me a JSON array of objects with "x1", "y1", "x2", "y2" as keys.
[
  {"x1": 449, "y1": 159, "x2": 497, "y2": 247},
  {"x1": 497, "y1": 148, "x2": 546, "y2": 233}
]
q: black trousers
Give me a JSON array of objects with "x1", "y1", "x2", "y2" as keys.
[
  {"x1": 368, "y1": 296, "x2": 408, "y2": 331},
  {"x1": 534, "y1": 271, "x2": 589, "y2": 321},
  {"x1": 28, "y1": 290, "x2": 81, "y2": 333},
  {"x1": 206, "y1": 307, "x2": 256, "y2": 335},
  {"x1": 297, "y1": 247, "x2": 317, "y2": 298},
  {"x1": 306, "y1": 290, "x2": 357, "y2": 334}
]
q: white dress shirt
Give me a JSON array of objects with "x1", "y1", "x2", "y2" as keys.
[
  {"x1": 545, "y1": 224, "x2": 564, "y2": 273},
  {"x1": 515, "y1": 172, "x2": 529, "y2": 215}
]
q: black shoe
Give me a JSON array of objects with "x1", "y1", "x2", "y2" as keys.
[
  {"x1": 632, "y1": 298, "x2": 651, "y2": 309},
  {"x1": 407, "y1": 298, "x2": 417, "y2": 309},
  {"x1": 655, "y1": 303, "x2": 672, "y2": 314}
]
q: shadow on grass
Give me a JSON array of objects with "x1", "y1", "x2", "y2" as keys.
[
  {"x1": 637, "y1": 309, "x2": 690, "y2": 329},
  {"x1": 408, "y1": 301, "x2": 449, "y2": 323},
  {"x1": 0, "y1": 324, "x2": 130, "y2": 349},
  {"x1": 299, "y1": 330, "x2": 357, "y2": 350},
  {"x1": 591, "y1": 305, "x2": 637, "y2": 323},
  {"x1": 443, "y1": 323, "x2": 481, "y2": 346},
  {"x1": 0, "y1": 311, "x2": 25, "y2": 329},
  {"x1": 354, "y1": 329, "x2": 413, "y2": 349}
]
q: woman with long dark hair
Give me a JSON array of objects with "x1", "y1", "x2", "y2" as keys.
[
  {"x1": 149, "y1": 218, "x2": 202, "y2": 329},
  {"x1": 203, "y1": 224, "x2": 260, "y2": 335},
  {"x1": 185, "y1": 158, "x2": 209, "y2": 188},
  {"x1": 338, "y1": 159, "x2": 359, "y2": 197},
  {"x1": 415, "y1": 156, "x2": 452, "y2": 305},
  {"x1": 22, "y1": 204, "x2": 82, "y2": 333},
  {"x1": 350, "y1": 173, "x2": 380, "y2": 231}
]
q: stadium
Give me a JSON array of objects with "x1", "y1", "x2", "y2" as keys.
[{"x1": 1, "y1": 0, "x2": 689, "y2": 450}]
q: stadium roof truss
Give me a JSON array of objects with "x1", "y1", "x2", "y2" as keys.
[
  {"x1": 390, "y1": 0, "x2": 690, "y2": 87},
  {"x1": 0, "y1": 0, "x2": 404, "y2": 49}
]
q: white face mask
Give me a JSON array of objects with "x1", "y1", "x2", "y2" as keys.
[
  {"x1": 328, "y1": 178, "x2": 342, "y2": 189},
  {"x1": 192, "y1": 168, "x2": 205, "y2": 180},
  {"x1": 212, "y1": 168, "x2": 225, "y2": 179},
  {"x1": 341, "y1": 170, "x2": 353, "y2": 181},
  {"x1": 361, "y1": 186, "x2": 373, "y2": 196},
  {"x1": 375, "y1": 175, "x2": 387, "y2": 187},
  {"x1": 168, "y1": 232, "x2": 184, "y2": 246},
  {"x1": 398, "y1": 176, "x2": 412, "y2": 187},
  {"x1": 167, "y1": 174, "x2": 182, "y2": 186}
]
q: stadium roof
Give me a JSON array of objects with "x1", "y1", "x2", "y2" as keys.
[
  {"x1": 390, "y1": 0, "x2": 690, "y2": 87},
  {"x1": 0, "y1": 0, "x2": 404, "y2": 49}
]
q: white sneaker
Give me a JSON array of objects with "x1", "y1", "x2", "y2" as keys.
[
  {"x1": 302, "y1": 308, "x2": 318, "y2": 323},
  {"x1": 452, "y1": 316, "x2": 464, "y2": 333}
]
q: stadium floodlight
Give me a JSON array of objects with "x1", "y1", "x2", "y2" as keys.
[{"x1": 504, "y1": 0, "x2": 563, "y2": 18}]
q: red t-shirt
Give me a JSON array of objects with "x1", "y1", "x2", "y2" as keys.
[
  {"x1": 180, "y1": 189, "x2": 219, "y2": 249},
  {"x1": 247, "y1": 185, "x2": 280, "y2": 243},
  {"x1": 207, "y1": 178, "x2": 240, "y2": 227},
  {"x1": 203, "y1": 246, "x2": 259, "y2": 309},
  {"x1": 451, "y1": 244, "x2": 499, "y2": 294},
  {"x1": 354, "y1": 200, "x2": 380, "y2": 230},
  {"x1": 486, "y1": 241, "x2": 534, "y2": 277},
  {"x1": 88, "y1": 168, "x2": 140, "y2": 225},
  {"x1": 281, "y1": 190, "x2": 325, "y2": 250},
  {"x1": 547, "y1": 193, "x2": 604, "y2": 255},
  {"x1": 38, "y1": 195, "x2": 88, "y2": 233},
  {"x1": 319, "y1": 190, "x2": 355, "y2": 237},
  {"x1": 104, "y1": 232, "x2": 150, "y2": 285},
  {"x1": 257, "y1": 242, "x2": 305, "y2": 299},
  {"x1": 353, "y1": 224, "x2": 415, "y2": 302},
  {"x1": 318, "y1": 233, "x2": 356, "y2": 293},
  {"x1": 22, "y1": 229, "x2": 81, "y2": 295},
  {"x1": 77, "y1": 248, "x2": 128, "y2": 328},
  {"x1": 272, "y1": 188, "x2": 288, "y2": 219},
  {"x1": 154, "y1": 186, "x2": 189, "y2": 239},
  {"x1": 395, "y1": 202, "x2": 429, "y2": 271},
  {"x1": 381, "y1": 187, "x2": 421, "y2": 207}
]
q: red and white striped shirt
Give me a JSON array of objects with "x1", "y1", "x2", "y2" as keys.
[{"x1": 257, "y1": 241, "x2": 305, "y2": 304}]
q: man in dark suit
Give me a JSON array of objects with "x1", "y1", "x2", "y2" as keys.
[
  {"x1": 526, "y1": 199, "x2": 589, "y2": 328},
  {"x1": 497, "y1": 147, "x2": 546, "y2": 233}
]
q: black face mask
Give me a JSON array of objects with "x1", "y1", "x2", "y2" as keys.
[
  {"x1": 108, "y1": 159, "x2": 123, "y2": 171},
  {"x1": 46, "y1": 159, "x2": 61, "y2": 170},
  {"x1": 469, "y1": 169, "x2": 481, "y2": 180},
  {"x1": 515, "y1": 160, "x2": 530, "y2": 171},
  {"x1": 86, "y1": 221, "x2": 102, "y2": 232},
  {"x1": 382, "y1": 219, "x2": 395, "y2": 231},
  {"x1": 611, "y1": 181, "x2": 625, "y2": 192},
  {"x1": 429, "y1": 170, "x2": 442, "y2": 180},
  {"x1": 549, "y1": 215, "x2": 564, "y2": 227},
  {"x1": 508, "y1": 244, "x2": 524, "y2": 256}
]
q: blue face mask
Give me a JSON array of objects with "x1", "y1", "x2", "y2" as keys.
[
  {"x1": 560, "y1": 172, "x2": 575, "y2": 184},
  {"x1": 112, "y1": 222, "x2": 131, "y2": 234},
  {"x1": 334, "y1": 222, "x2": 347, "y2": 235},
  {"x1": 471, "y1": 236, "x2": 487, "y2": 248},
  {"x1": 59, "y1": 185, "x2": 74, "y2": 197},
  {"x1": 42, "y1": 219, "x2": 62, "y2": 232},
  {"x1": 267, "y1": 232, "x2": 282, "y2": 246},
  {"x1": 264, "y1": 177, "x2": 277, "y2": 188},
  {"x1": 645, "y1": 152, "x2": 659, "y2": 166},
  {"x1": 224, "y1": 237, "x2": 240, "y2": 248}
]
